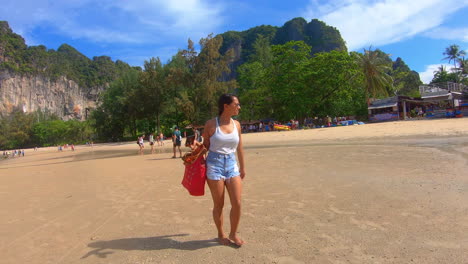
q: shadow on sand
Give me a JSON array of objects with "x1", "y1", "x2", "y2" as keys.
[
  {"x1": 81, "y1": 234, "x2": 234, "y2": 259},
  {"x1": 0, "y1": 149, "x2": 179, "y2": 169}
]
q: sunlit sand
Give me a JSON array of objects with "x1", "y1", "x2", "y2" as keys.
[{"x1": 1, "y1": 118, "x2": 467, "y2": 263}]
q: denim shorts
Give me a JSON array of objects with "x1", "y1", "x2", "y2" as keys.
[{"x1": 206, "y1": 152, "x2": 239, "y2": 181}]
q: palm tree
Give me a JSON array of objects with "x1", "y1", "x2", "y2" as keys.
[
  {"x1": 458, "y1": 57, "x2": 468, "y2": 86},
  {"x1": 356, "y1": 48, "x2": 393, "y2": 104},
  {"x1": 458, "y1": 57, "x2": 467, "y2": 75},
  {"x1": 443, "y1": 44, "x2": 466, "y2": 70},
  {"x1": 433, "y1": 65, "x2": 447, "y2": 75}
]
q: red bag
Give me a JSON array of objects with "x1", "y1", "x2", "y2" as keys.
[{"x1": 181, "y1": 145, "x2": 207, "y2": 196}]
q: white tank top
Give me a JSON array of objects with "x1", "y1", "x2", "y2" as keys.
[{"x1": 209, "y1": 117, "x2": 239, "y2": 154}]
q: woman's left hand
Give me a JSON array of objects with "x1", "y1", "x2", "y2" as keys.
[{"x1": 240, "y1": 170, "x2": 246, "y2": 179}]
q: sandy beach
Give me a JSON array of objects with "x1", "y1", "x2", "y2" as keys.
[{"x1": 1, "y1": 118, "x2": 468, "y2": 264}]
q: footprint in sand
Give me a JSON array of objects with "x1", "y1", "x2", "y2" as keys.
[
  {"x1": 143, "y1": 221, "x2": 159, "y2": 226},
  {"x1": 425, "y1": 240, "x2": 461, "y2": 249},
  {"x1": 350, "y1": 216, "x2": 386, "y2": 231},
  {"x1": 282, "y1": 216, "x2": 292, "y2": 224},
  {"x1": 172, "y1": 215, "x2": 190, "y2": 224},
  {"x1": 267, "y1": 226, "x2": 287, "y2": 233},
  {"x1": 274, "y1": 256, "x2": 305, "y2": 264},
  {"x1": 401, "y1": 212, "x2": 423, "y2": 218},
  {"x1": 193, "y1": 199, "x2": 209, "y2": 204},
  {"x1": 287, "y1": 208, "x2": 306, "y2": 215},
  {"x1": 244, "y1": 212, "x2": 255, "y2": 218},
  {"x1": 288, "y1": 201, "x2": 305, "y2": 208},
  {"x1": 328, "y1": 205, "x2": 356, "y2": 215},
  {"x1": 313, "y1": 221, "x2": 335, "y2": 227}
]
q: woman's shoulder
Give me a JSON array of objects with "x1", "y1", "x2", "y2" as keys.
[
  {"x1": 204, "y1": 118, "x2": 217, "y2": 127},
  {"x1": 233, "y1": 119, "x2": 242, "y2": 130}
]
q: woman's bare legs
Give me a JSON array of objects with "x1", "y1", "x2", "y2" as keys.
[
  {"x1": 225, "y1": 176, "x2": 245, "y2": 246},
  {"x1": 207, "y1": 179, "x2": 230, "y2": 245}
]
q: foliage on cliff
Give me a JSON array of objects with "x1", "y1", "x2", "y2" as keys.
[
  {"x1": 0, "y1": 21, "x2": 138, "y2": 88},
  {"x1": 219, "y1": 17, "x2": 347, "y2": 65}
]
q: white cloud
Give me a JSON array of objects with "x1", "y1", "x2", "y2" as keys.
[
  {"x1": 419, "y1": 63, "x2": 456, "y2": 84},
  {"x1": 0, "y1": 0, "x2": 224, "y2": 45},
  {"x1": 423, "y1": 26, "x2": 468, "y2": 42},
  {"x1": 303, "y1": 0, "x2": 468, "y2": 50}
]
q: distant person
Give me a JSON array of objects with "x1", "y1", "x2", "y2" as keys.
[
  {"x1": 149, "y1": 133, "x2": 155, "y2": 154},
  {"x1": 137, "y1": 136, "x2": 145, "y2": 155},
  {"x1": 172, "y1": 127, "x2": 182, "y2": 158},
  {"x1": 156, "y1": 134, "x2": 161, "y2": 146},
  {"x1": 159, "y1": 132, "x2": 165, "y2": 146},
  {"x1": 194, "y1": 127, "x2": 202, "y2": 143},
  {"x1": 202, "y1": 93, "x2": 246, "y2": 246},
  {"x1": 418, "y1": 108, "x2": 424, "y2": 119},
  {"x1": 21, "y1": 150, "x2": 25, "y2": 156}
]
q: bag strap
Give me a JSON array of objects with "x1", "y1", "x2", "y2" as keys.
[{"x1": 182, "y1": 144, "x2": 207, "y2": 165}]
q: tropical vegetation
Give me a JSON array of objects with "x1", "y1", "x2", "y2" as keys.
[{"x1": 4, "y1": 17, "x2": 454, "y2": 150}]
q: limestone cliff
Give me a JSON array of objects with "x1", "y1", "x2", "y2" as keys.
[
  {"x1": 0, "y1": 70, "x2": 104, "y2": 120},
  {"x1": 0, "y1": 21, "x2": 134, "y2": 120}
]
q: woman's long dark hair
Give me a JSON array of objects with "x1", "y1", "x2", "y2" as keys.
[{"x1": 218, "y1": 93, "x2": 238, "y2": 116}]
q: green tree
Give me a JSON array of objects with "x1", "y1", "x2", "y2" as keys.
[
  {"x1": 443, "y1": 44, "x2": 466, "y2": 70},
  {"x1": 237, "y1": 35, "x2": 274, "y2": 120},
  {"x1": 32, "y1": 120, "x2": 68, "y2": 146},
  {"x1": 183, "y1": 35, "x2": 237, "y2": 124},
  {"x1": 307, "y1": 50, "x2": 365, "y2": 117},
  {"x1": 392, "y1": 57, "x2": 422, "y2": 96},
  {"x1": 355, "y1": 48, "x2": 393, "y2": 104},
  {"x1": 431, "y1": 65, "x2": 458, "y2": 84},
  {"x1": 237, "y1": 61, "x2": 270, "y2": 121},
  {"x1": 268, "y1": 41, "x2": 312, "y2": 120},
  {"x1": 91, "y1": 70, "x2": 142, "y2": 140},
  {"x1": 166, "y1": 52, "x2": 191, "y2": 126},
  {"x1": 0, "y1": 108, "x2": 35, "y2": 149},
  {"x1": 249, "y1": 34, "x2": 273, "y2": 66},
  {"x1": 140, "y1": 57, "x2": 168, "y2": 133}
]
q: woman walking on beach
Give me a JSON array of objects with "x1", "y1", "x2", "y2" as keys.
[
  {"x1": 137, "y1": 135, "x2": 145, "y2": 155},
  {"x1": 203, "y1": 93, "x2": 246, "y2": 246},
  {"x1": 149, "y1": 133, "x2": 155, "y2": 154}
]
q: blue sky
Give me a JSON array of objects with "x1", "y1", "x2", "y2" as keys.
[{"x1": 1, "y1": 0, "x2": 467, "y2": 84}]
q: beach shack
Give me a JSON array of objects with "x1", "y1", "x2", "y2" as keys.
[
  {"x1": 419, "y1": 83, "x2": 466, "y2": 118},
  {"x1": 369, "y1": 83, "x2": 467, "y2": 122},
  {"x1": 368, "y1": 96, "x2": 424, "y2": 122},
  {"x1": 368, "y1": 96, "x2": 399, "y2": 122}
]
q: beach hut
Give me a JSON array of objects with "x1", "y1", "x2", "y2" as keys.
[
  {"x1": 368, "y1": 96, "x2": 424, "y2": 122},
  {"x1": 419, "y1": 83, "x2": 466, "y2": 118},
  {"x1": 369, "y1": 83, "x2": 467, "y2": 121}
]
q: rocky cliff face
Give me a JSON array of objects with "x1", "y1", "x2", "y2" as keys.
[{"x1": 0, "y1": 70, "x2": 103, "y2": 120}]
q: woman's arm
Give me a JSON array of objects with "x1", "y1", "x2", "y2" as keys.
[
  {"x1": 235, "y1": 120, "x2": 246, "y2": 179},
  {"x1": 202, "y1": 119, "x2": 215, "y2": 151}
]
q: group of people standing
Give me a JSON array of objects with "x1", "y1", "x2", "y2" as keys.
[
  {"x1": 303, "y1": 116, "x2": 353, "y2": 128},
  {"x1": 137, "y1": 132, "x2": 165, "y2": 155},
  {"x1": 58, "y1": 144, "x2": 75, "y2": 152},
  {"x1": 2, "y1": 149, "x2": 25, "y2": 158}
]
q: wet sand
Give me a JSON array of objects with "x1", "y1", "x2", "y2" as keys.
[{"x1": 1, "y1": 118, "x2": 468, "y2": 264}]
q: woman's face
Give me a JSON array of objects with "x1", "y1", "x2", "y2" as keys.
[{"x1": 225, "y1": 97, "x2": 241, "y2": 116}]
